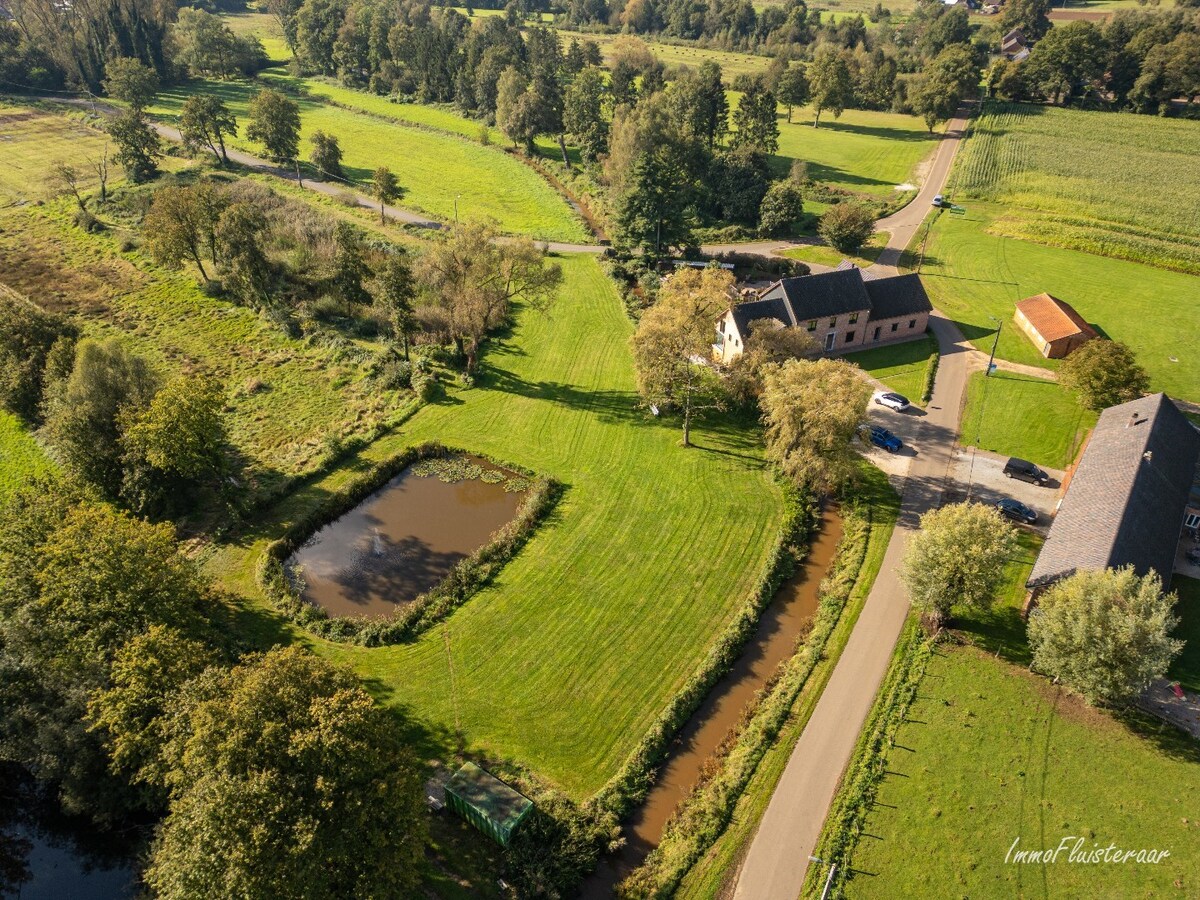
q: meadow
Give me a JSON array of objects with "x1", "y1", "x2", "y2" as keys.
[
  {"x1": 844, "y1": 334, "x2": 936, "y2": 402},
  {"x1": 910, "y1": 202, "x2": 1200, "y2": 402},
  {"x1": 0, "y1": 412, "x2": 52, "y2": 502},
  {"x1": 206, "y1": 254, "x2": 788, "y2": 799},
  {"x1": 0, "y1": 105, "x2": 414, "y2": 495},
  {"x1": 952, "y1": 103, "x2": 1200, "y2": 274},
  {"x1": 834, "y1": 534, "x2": 1200, "y2": 899},
  {"x1": 145, "y1": 77, "x2": 591, "y2": 242},
  {"x1": 961, "y1": 371, "x2": 1096, "y2": 470}
]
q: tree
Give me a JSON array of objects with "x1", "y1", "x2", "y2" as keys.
[
  {"x1": 308, "y1": 129, "x2": 343, "y2": 178},
  {"x1": 172, "y1": 8, "x2": 265, "y2": 78},
  {"x1": 87, "y1": 625, "x2": 217, "y2": 810},
  {"x1": 143, "y1": 183, "x2": 226, "y2": 282},
  {"x1": 1028, "y1": 568, "x2": 1182, "y2": 706},
  {"x1": 819, "y1": 202, "x2": 875, "y2": 252},
  {"x1": 759, "y1": 357, "x2": 870, "y2": 493},
  {"x1": 758, "y1": 180, "x2": 805, "y2": 237},
  {"x1": 179, "y1": 95, "x2": 238, "y2": 165},
  {"x1": 0, "y1": 484, "x2": 208, "y2": 821},
  {"x1": 631, "y1": 267, "x2": 731, "y2": 447},
  {"x1": 1024, "y1": 21, "x2": 1106, "y2": 104},
  {"x1": 809, "y1": 46, "x2": 853, "y2": 128},
  {"x1": 0, "y1": 292, "x2": 77, "y2": 423},
  {"x1": 726, "y1": 317, "x2": 818, "y2": 404},
  {"x1": 371, "y1": 166, "x2": 401, "y2": 223},
  {"x1": 92, "y1": 143, "x2": 111, "y2": 204},
  {"x1": 495, "y1": 66, "x2": 539, "y2": 152},
  {"x1": 777, "y1": 65, "x2": 810, "y2": 123},
  {"x1": 106, "y1": 110, "x2": 161, "y2": 183},
  {"x1": 144, "y1": 647, "x2": 426, "y2": 900},
  {"x1": 1059, "y1": 339, "x2": 1149, "y2": 412},
  {"x1": 332, "y1": 223, "x2": 371, "y2": 315},
  {"x1": 245, "y1": 89, "x2": 301, "y2": 165},
  {"x1": 215, "y1": 203, "x2": 272, "y2": 308},
  {"x1": 708, "y1": 149, "x2": 770, "y2": 226},
  {"x1": 900, "y1": 502, "x2": 1016, "y2": 626},
  {"x1": 375, "y1": 253, "x2": 417, "y2": 359},
  {"x1": 102, "y1": 56, "x2": 159, "y2": 110},
  {"x1": 731, "y1": 79, "x2": 779, "y2": 154},
  {"x1": 1002, "y1": 0, "x2": 1051, "y2": 42},
  {"x1": 564, "y1": 66, "x2": 608, "y2": 164},
  {"x1": 614, "y1": 151, "x2": 694, "y2": 255},
  {"x1": 911, "y1": 73, "x2": 959, "y2": 132},
  {"x1": 43, "y1": 339, "x2": 160, "y2": 497},
  {"x1": 47, "y1": 161, "x2": 88, "y2": 212},
  {"x1": 120, "y1": 375, "x2": 229, "y2": 514},
  {"x1": 418, "y1": 223, "x2": 562, "y2": 371}
]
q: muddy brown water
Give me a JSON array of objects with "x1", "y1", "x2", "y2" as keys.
[
  {"x1": 288, "y1": 462, "x2": 525, "y2": 619},
  {"x1": 580, "y1": 510, "x2": 845, "y2": 898}
]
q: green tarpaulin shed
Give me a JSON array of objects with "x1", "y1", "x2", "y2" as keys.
[{"x1": 445, "y1": 763, "x2": 533, "y2": 847}]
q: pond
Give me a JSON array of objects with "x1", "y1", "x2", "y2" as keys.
[
  {"x1": 0, "y1": 767, "x2": 140, "y2": 900},
  {"x1": 288, "y1": 458, "x2": 526, "y2": 620}
]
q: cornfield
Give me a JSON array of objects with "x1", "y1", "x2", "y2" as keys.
[{"x1": 952, "y1": 103, "x2": 1200, "y2": 274}]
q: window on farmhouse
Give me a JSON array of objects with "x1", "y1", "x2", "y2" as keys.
[
  {"x1": 828, "y1": 318, "x2": 837, "y2": 327},
  {"x1": 807, "y1": 320, "x2": 817, "y2": 331},
  {"x1": 849, "y1": 312, "x2": 859, "y2": 324},
  {"x1": 909, "y1": 319, "x2": 916, "y2": 328},
  {"x1": 846, "y1": 331, "x2": 855, "y2": 343},
  {"x1": 891, "y1": 323, "x2": 898, "y2": 332}
]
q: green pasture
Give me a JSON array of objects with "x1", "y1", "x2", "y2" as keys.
[
  {"x1": 844, "y1": 334, "x2": 935, "y2": 401},
  {"x1": 0, "y1": 103, "x2": 113, "y2": 204},
  {"x1": 961, "y1": 370, "x2": 1095, "y2": 470},
  {"x1": 783, "y1": 230, "x2": 886, "y2": 268},
  {"x1": 840, "y1": 531, "x2": 1200, "y2": 898},
  {"x1": 0, "y1": 411, "x2": 52, "y2": 502},
  {"x1": 146, "y1": 78, "x2": 590, "y2": 242},
  {"x1": 222, "y1": 10, "x2": 291, "y2": 62},
  {"x1": 910, "y1": 202, "x2": 1200, "y2": 402},
  {"x1": 954, "y1": 103, "x2": 1200, "y2": 274},
  {"x1": 1174, "y1": 577, "x2": 1200, "y2": 695},
  {"x1": 208, "y1": 254, "x2": 787, "y2": 799}
]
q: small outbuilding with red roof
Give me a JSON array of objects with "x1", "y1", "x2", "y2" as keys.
[{"x1": 1013, "y1": 293, "x2": 1097, "y2": 359}]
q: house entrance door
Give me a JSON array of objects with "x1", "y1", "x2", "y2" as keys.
[
  {"x1": 824, "y1": 332, "x2": 836, "y2": 351},
  {"x1": 873, "y1": 326, "x2": 881, "y2": 341}
]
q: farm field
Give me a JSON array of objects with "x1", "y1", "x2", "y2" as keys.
[
  {"x1": 0, "y1": 103, "x2": 114, "y2": 203},
  {"x1": 0, "y1": 105, "x2": 410, "y2": 495},
  {"x1": 0, "y1": 411, "x2": 52, "y2": 502},
  {"x1": 208, "y1": 254, "x2": 787, "y2": 799},
  {"x1": 844, "y1": 334, "x2": 935, "y2": 402},
  {"x1": 953, "y1": 103, "x2": 1200, "y2": 274},
  {"x1": 910, "y1": 202, "x2": 1200, "y2": 402},
  {"x1": 960, "y1": 371, "x2": 1095, "y2": 470},
  {"x1": 840, "y1": 534, "x2": 1200, "y2": 899},
  {"x1": 145, "y1": 77, "x2": 591, "y2": 242}
]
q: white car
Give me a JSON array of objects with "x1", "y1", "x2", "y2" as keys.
[
  {"x1": 873, "y1": 391, "x2": 911, "y2": 412},
  {"x1": 932, "y1": 194, "x2": 948, "y2": 208}
]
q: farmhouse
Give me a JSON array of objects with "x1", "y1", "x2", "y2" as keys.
[
  {"x1": 1026, "y1": 393, "x2": 1200, "y2": 600},
  {"x1": 1001, "y1": 27, "x2": 1028, "y2": 59},
  {"x1": 713, "y1": 268, "x2": 933, "y2": 364},
  {"x1": 1013, "y1": 293, "x2": 1097, "y2": 359}
]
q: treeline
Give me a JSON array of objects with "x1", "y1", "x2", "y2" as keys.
[
  {"x1": 989, "y1": 8, "x2": 1200, "y2": 113},
  {"x1": 0, "y1": 477, "x2": 428, "y2": 896}
]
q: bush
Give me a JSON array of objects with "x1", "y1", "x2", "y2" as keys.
[
  {"x1": 758, "y1": 181, "x2": 806, "y2": 237},
  {"x1": 818, "y1": 202, "x2": 876, "y2": 252},
  {"x1": 375, "y1": 357, "x2": 412, "y2": 390},
  {"x1": 410, "y1": 369, "x2": 438, "y2": 401}
]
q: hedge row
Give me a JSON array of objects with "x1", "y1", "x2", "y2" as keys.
[
  {"x1": 921, "y1": 339, "x2": 940, "y2": 404},
  {"x1": 617, "y1": 498, "x2": 876, "y2": 899},
  {"x1": 257, "y1": 442, "x2": 562, "y2": 646},
  {"x1": 802, "y1": 621, "x2": 939, "y2": 898},
  {"x1": 586, "y1": 485, "x2": 818, "y2": 827}
]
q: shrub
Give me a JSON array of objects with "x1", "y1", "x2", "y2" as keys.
[
  {"x1": 819, "y1": 202, "x2": 876, "y2": 252},
  {"x1": 410, "y1": 369, "x2": 438, "y2": 401}
]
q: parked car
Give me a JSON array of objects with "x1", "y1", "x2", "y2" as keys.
[
  {"x1": 873, "y1": 391, "x2": 911, "y2": 412},
  {"x1": 996, "y1": 498, "x2": 1037, "y2": 525},
  {"x1": 867, "y1": 425, "x2": 903, "y2": 453},
  {"x1": 932, "y1": 194, "x2": 949, "y2": 208},
  {"x1": 1003, "y1": 457, "x2": 1050, "y2": 485}
]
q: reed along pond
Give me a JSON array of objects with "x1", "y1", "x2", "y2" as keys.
[
  {"x1": 582, "y1": 510, "x2": 845, "y2": 897},
  {"x1": 288, "y1": 458, "x2": 526, "y2": 620}
]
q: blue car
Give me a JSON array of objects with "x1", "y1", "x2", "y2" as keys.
[
  {"x1": 996, "y1": 498, "x2": 1037, "y2": 525},
  {"x1": 868, "y1": 425, "x2": 903, "y2": 453}
]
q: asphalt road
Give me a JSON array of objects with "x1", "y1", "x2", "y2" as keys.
[{"x1": 730, "y1": 112, "x2": 974, "y2": 900}]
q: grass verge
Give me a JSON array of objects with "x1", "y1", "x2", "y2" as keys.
[{"x1": 843, "y1": 334, "x2": 937, "y2": 403}]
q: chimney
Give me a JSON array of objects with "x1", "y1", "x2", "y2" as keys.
[{"x1": 1127, "y1": 412, "x2": 1145, "y2": 428}]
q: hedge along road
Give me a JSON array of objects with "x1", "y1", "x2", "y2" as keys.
[{"x1": 729, "y1": 111, "x2": 973, "y2": 900}]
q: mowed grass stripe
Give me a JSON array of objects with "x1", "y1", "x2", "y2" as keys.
[
  {"x1": 316, "y1": 255, "x2": 784, "y2": 797},
  {"x1": 146, "y1": 78, "x2": 590, "y2": 242}
]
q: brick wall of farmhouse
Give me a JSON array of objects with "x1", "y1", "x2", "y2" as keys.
[{"x1": 861, "y1": 311, "x2": 930, "y2": 347}]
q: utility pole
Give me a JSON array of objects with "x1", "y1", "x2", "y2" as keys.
[{"x1": 985, "y1": 316, "x2": 1002, "y2": 377}]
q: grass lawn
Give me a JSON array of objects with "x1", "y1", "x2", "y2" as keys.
[
  {"x1": 843, "y1": 334, "x2": 935, "y2": 402},
  {"x1": 840, "y1": 532, "x2": 1200, "y2": 899},
  {"x1": 910, "y1": 202, "x2": 1200, "y2": 402},
  {"x1": 1170, "y1": 576, "x2": 1200, "y2": 695},
  {"x1": 960, "y1": 370, "x2": 1096, "y2": 470},
  {"x1": 0, "y1": 102, "x2": 114, "y2": 203},
  {"x1": 774, "y1": 107, "x2": 939, "y2": 197},
  {"x1": 145, "y1": 76, "x2": 590, "y2": 242},
  {"x1": 954, "y1": 103, "x2": 1200, "y2": 274},
  {"x1": 782, "y1": 230, "x2": 887, "y2": 269},
  {"x1": 0, "y1": 411, "x2": 52, "y2": 502},
  {"x1": 208, "y1": 254, "x2": 787, "y2": 799}
]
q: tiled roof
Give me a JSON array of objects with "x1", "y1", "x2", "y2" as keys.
[
  {"x1": 762, "y1": 268, "x2": 872, "y2": 321},
  {"x1": 864, "y1": 273, "x2": 934, "y2": 320},
  {"x1": 730, "y1": 296, "x2": 796, "y2": 338},
  {"x1": 1027, "y1": 393, "x2": 1200, "y2": 589},
  {"x1": 1015, "y1": 293, "x2": 1097, "y2": 344}
]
